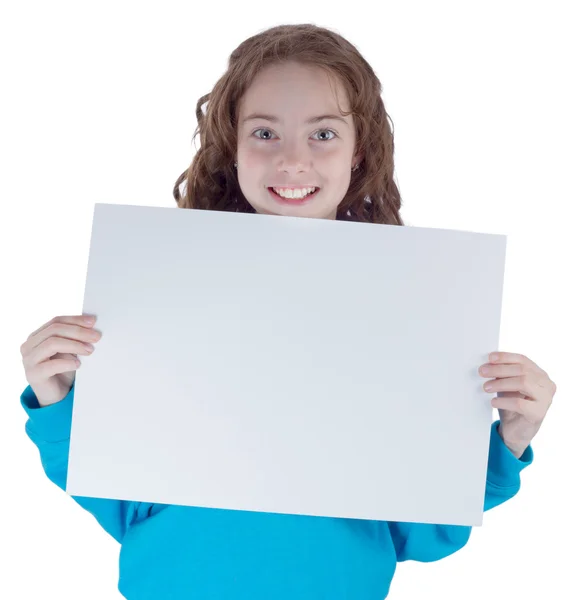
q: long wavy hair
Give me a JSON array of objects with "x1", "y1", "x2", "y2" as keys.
[{"x1": 173, "y1": 23, "x2": 404, "y2": 225}]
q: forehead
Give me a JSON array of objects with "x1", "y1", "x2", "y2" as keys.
[{"x1": 238, "y1": 62, "x2": 350, "y2": 120}]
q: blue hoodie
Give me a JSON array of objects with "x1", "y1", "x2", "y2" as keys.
[{"x1": 21, "y1": 383, "x2": 533, "y2": 599}]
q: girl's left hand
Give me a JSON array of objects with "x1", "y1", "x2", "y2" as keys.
[{"x1": 479, "y1": 352, "x2": 557, "y2": 458}]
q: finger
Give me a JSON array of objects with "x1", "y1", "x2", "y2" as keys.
[
  {"x1": 22, "y1": 320, "x2": 100, "y2": 356},
  {"x1": 23, "y1": 336, "x2": 94, "y2": 368},
  {"x1": 498, "y1": 390, "x2": 526, "y2": 399},
  {"x1": 484, "y1": 375, "x2": 553, "y2": 405},
  {"x1": 479, "y1": 363, "x2": 524, "y2": 378},
  {"x1": 490, "y1": 352, "x2": 541, "y2": 372},
  {"x1": 27, "y1": 315, "x2": 96, "y2": 339},
  {"x1": 27, "y1": 357, "x2": 82, "y2": 384},
  {"x1": 491, "y1": 395, "x2": 544, "y2": 420}
]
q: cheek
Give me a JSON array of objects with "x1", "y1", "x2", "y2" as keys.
[{"x1": 238, "y1": 148, "x2": 268, "y2": 176}]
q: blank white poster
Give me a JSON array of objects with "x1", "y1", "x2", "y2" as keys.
[{"x1": 66, "y1": 203, "x2": 506, "y2": 526}]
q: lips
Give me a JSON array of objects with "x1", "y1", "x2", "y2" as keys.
[
  {"x1": 268, "y1": 185, "x2": 320, "y2": 189},
  {"x1": 267, "y1": 186, "x2": 320, "y2": 205}
]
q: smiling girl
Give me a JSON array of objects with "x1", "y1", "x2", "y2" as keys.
[{"x1": 20, "y1": 23, "x2": 556, "y2": 600}]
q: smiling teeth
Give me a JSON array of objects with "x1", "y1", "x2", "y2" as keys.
[{"x1": 273, "y1": 187, "x2": 316, "y2": 199}]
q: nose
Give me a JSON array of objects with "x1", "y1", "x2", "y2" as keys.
[{"x1": 278, "y1": 139, "x2": 311, "y2": 173}]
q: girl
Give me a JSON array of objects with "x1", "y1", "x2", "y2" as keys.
[{"x1": 20, "y1": 23, "x2": 556, "y2": 599}]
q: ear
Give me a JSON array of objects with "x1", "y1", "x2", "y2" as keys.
[{"x1": 353, "y1": 152, "x2": 364, "y2": 168}]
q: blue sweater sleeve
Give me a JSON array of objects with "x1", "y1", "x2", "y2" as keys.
[
  {"x1": 20, "y1": 384, "x2": 140, "y2": 544},
  {"x1": 387, "y1": 419, "x2": 534, "y2": 562}
]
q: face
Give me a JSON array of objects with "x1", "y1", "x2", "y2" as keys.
[{"x1": 236, "y1": 61, "x2": 361, "y2": 220}]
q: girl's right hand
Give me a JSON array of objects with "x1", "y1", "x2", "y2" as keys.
[{"x1": 21, "y1": 315, "x2": 102, "y2": 407}]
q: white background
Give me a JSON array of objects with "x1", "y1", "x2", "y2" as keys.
[{"x1": 1, "y1": 1, "x2": 571, "y2": 599}]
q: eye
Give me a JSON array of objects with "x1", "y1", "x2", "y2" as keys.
[
  {"x1": 253, "y1": 128, "x2": 276, "y2": 140},
  {"x1": 312, "y1": 129, "x2": 337, "y2": 141},
  {"x1": 252, "y1": 128, "x2": 338, "y2": 141}
]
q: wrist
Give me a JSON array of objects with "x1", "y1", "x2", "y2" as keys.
[
  {"x1": 497, "y1": 424, "x2": 528, "y2": 459},
  {"x1": 505, "y1": 443, "x2": 527, "y2": 460}
]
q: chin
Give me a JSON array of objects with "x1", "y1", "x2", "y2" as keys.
[
  {"x1": 263, "y1": 205, "x2": 329, "y2": 219},
  {"x1": 252, "y1": 198, "x2": 336, "y2": 220}
]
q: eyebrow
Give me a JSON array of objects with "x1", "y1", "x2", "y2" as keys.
[{"x1": 241, "y1": 113, "x2": 349, "y2": 126}]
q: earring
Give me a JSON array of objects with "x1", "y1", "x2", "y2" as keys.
[
  {"x1": 234, "y1": 162, "x2": 237, "y2": 168},
  {"x1": 352, "y1": 163, "x2": 359, "y2": 172}
]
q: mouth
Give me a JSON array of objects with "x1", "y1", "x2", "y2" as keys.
[{"x1": 267, "y1": 186, "x2": 321, "y2": 205}]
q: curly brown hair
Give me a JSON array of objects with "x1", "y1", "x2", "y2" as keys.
[{"x1": 173, "y1": 23, "x2": 404, "y2": 225}]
